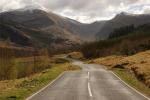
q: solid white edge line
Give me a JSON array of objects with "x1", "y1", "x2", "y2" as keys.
[
  {"x1": 111, "y1": 71, "x2": 150, "y2": 100},
  {"x1": 26, "y1": 72, "x2": 66, "y2": 100},
  {"x1": 88, "y1": 82, "x2": 93, "y2": 97}
]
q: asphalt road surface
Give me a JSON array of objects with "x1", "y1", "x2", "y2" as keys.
[{"x1": 27, "y1": 59, "x2": 149, "y2": 100}]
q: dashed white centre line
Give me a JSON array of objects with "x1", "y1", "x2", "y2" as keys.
[
  {"x1": 88, "y1": 82, "x2": 93, "y2": 97},
  {"x1": 88, "y1": 71, "x2": 90, "y2": 79},
  {"x1": 87, "y1": 71, "x2": 93, "y2": 97}
]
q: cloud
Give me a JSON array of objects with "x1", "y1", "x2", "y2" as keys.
[
  {"x1": 144, "y1": 6, "x2": 150, "y2": 14},
  {"x1": 0, "y1": 0, "x2": 150, "y2": 23},
  {"x1": 0, "y1": 0, "x2": 24, "y2": 12}
]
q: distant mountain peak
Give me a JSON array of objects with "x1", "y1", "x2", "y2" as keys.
[
  {"x1": 113, "y1": 12, "x2": 138, "y2": 20},
  {"x1": 120, "y1": 12, "x2": 129, "y2": 15},
  {"x1": 96, "y1": 12, "x2": 150, "y2": 40},
  {"x1": 118, "y1": 12, "x2": 136, "y2": 16},
  {"x1": 13, "y1": 4, "x2": 48, "y2": 12}
]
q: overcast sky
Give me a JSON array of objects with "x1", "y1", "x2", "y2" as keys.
[{"x1": 0, "y1": 0, "x2": 150, "y2": 23}]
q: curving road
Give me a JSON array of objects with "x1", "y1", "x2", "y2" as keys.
[{"x1": 27, "y1": 59, "x2": 149, "y2": 100}]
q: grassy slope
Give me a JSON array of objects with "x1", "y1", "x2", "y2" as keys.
[
  {"x1": 89, "y1": 50, "x2": 150, "y2": 97},
  {"x1": 113, "y1": 68, "x2": 150, "y2": 97},
  {"x1": 67, "y1": 52, "x2": 84, "y2": 60},
  {"x1": 0, "y1": 63, "x2": 80, "y2": 100}
]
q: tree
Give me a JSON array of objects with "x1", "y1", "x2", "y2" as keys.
[{"x1": 0, "y1": 47, "x2": 17, "y2": 80}]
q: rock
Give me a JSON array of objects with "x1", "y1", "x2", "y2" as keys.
[
  {"x1": 140, "y1": 61, "x2": 147, "y2": 64},
  {"x1": 8, "y1": 96, "x2": 17, "y2": 99},
  {"x1": 113, "y1": 64, "x2": 125, "y2": 69}
]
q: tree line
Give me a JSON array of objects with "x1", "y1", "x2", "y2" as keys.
[
  {"x1": 109, "y1": 25, "x2": 135, "y2": 39},
  {"x1": 0, "y1": 47, "x2": 50, "y2": 80},
  {"x1": 81, "y1": 24, "x2": 150, "y2": 58}
]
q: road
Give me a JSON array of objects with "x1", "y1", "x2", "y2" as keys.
[{"x1": 27, "y1": 59, "x2": 149, "y2": 100}]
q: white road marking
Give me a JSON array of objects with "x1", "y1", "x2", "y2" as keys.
[
  {"x1": 26, "y1": 72, "x2": 66, "y2": 100},
  {"x1": 87, "y1": 71, "x2": 92, "y2": 97},
  {"x1": 88, "y1": 82, "x2": 93, "y2": 97},
  {"x1": 111, "y1": 71, "x2": 150, "y2": 100},
  {"x1": 88, "y1": 71, "x2": 90, "y2": 79}
]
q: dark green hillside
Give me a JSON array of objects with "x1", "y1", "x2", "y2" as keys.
[{"x1": 81, "y1": 24, "x2": 150, "y2": 58}]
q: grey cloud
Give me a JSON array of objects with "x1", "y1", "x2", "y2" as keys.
[{"x1": 0, "y1": 0, "x2": 149, "y2": 23}]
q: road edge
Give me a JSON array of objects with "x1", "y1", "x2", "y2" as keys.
[
  {"x1": 111, "y1": 71, "x2": 150, "y2": 100},
  {"x1": 26, "y1": 71, "x2": 66, "y2": 100}
]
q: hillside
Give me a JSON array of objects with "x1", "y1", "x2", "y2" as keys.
[
  {"x1": 81, "y1": 24, "x2": 150, "y2": 58},
  {"x1": 1, "y1": 9, "x2": 150, "y2": 54},
  {"x1": 64, "y1": 20, "x2": 106, "y2": 41},
  {"x1": 96, "y1": 12, "x2": 150, "y2": 40},
  {"x1": 90, "y1": 50, "x2": 150, "y2": 88},
  {"x1": 0, "y1": 8, "x2": 107, "y2": 52},
  {"x1": 1, "y1": 10, "x2": 150, "y2": 50},
  {"x1": 0, "y1": 9, "x2": 83, "y2": 52}
]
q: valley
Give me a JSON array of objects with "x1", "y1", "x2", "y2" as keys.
[{"x1": 0, "y1": 6, "x2": 150, "y2": 100}]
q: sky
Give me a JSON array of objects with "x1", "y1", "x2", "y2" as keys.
[{"x1": 0, "y1": 0, "x2": 150, "y2": 23}]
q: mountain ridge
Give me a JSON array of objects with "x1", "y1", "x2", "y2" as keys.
[
  {"x1": 1, "y1": 9, "x2": 150, "y2": 51},
  {"x1": 96, "y1": 12, "x2": 150, "y2": 40}
]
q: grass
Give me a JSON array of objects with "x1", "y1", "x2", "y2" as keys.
[
  {"x1": 0, "y1": 63, "x2": 80, "y2": 100},
  {"x1": 67, "y1": 52, "x2": 84, "y2": 60},
  {"x1": 88, "y1": 50, "x2": 150, "y2": 98},
  {"x1": 113, "y1": 68, "x2": 150, "y2": 97},
  {"x1": 90, "y1": 50, "x2": 150, "y2": 88}
]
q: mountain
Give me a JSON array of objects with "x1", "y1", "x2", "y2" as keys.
[
  {"x1": 0, "y1": 8, "x2": 104, "y2": 52},
  {"x1": 81, "y1": 24, "x2": 150, "y2": 58},
  {"x1": 67, "y1": 21, "x2": 106, "y2": 41},
  {"x1": 2, "y1": 9, "x2": 150, "y2": 51},
  {"x1": 96, "y1": 12, "x2": 150, "y2": 40},
  {"x1": 59, "y1": 18, "x2": 106, "y2": 41},
  {"x1": 0, "y1": 9, "x2": 80, "y2": 52}
]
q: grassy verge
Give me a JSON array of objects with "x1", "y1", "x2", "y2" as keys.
[
  {"x1": 0, "y1": 63, "x2": 80, "y2": 100},
  {"x1": 113, "y1": 68, "x2": 150, "y2": 97}
]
